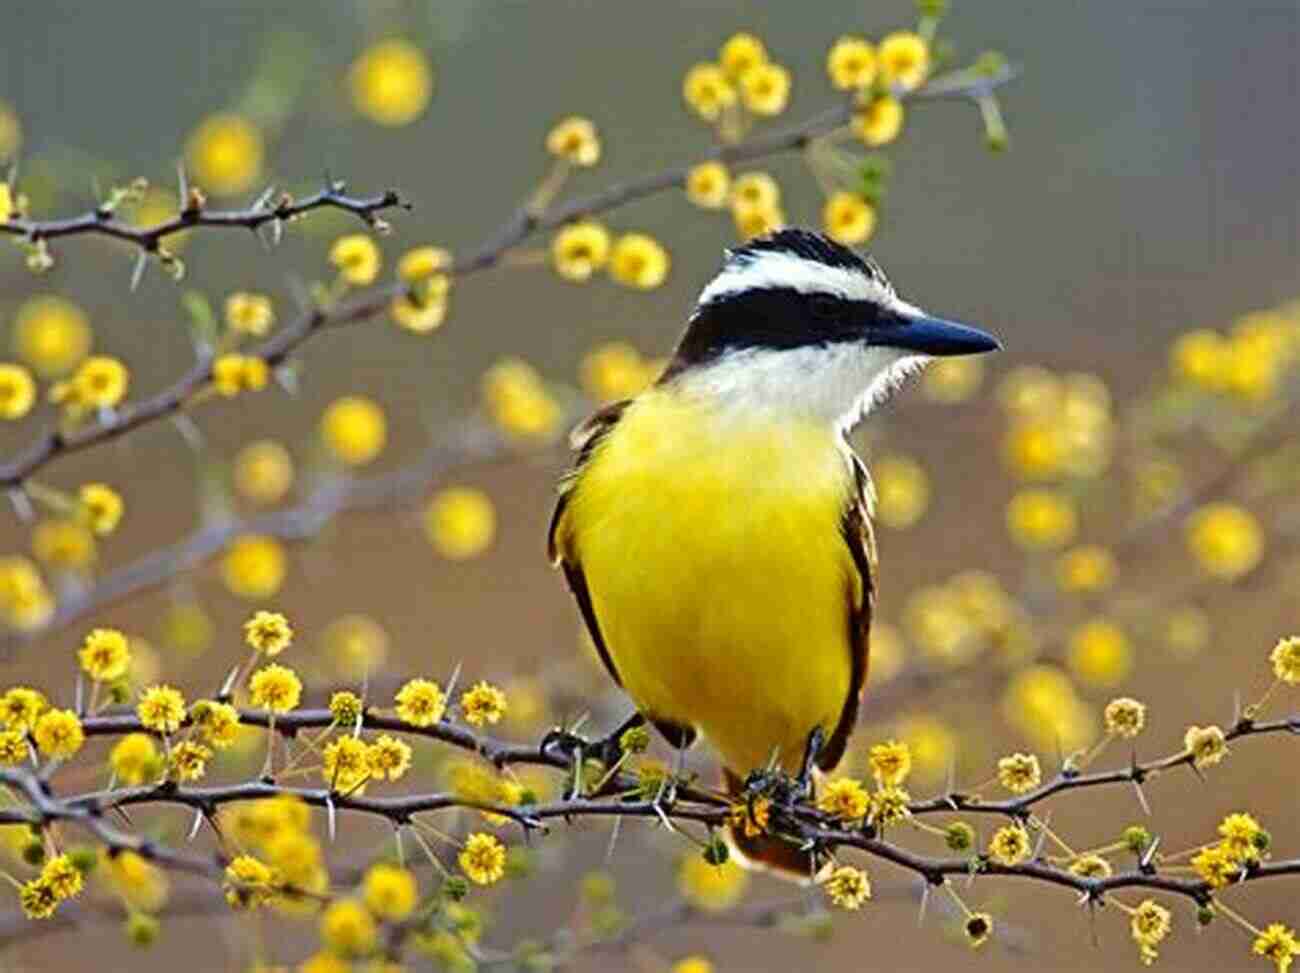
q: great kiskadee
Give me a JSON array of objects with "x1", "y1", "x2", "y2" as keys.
[{"x1": 549, "y1": 228, "x2": 999, "y2": 874}]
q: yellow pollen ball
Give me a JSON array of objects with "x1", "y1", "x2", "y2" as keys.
[
  {"x1": 233, "y1": 440, "x2": 294, "y2": 505},
  {"x1": 221, "y1": 534, "x2": 287, "y2": 600},
  {"x1": 827, "y1": 36, "x2": 877, "y2": 90},
  {"x1": 739, "y1": 62, "x2": 791, "y2": 116},
  {"x1": 328, "y1": 234, "x2": 382, "y2": 287},
  {"x1": 719, "y1": 32, "x2": 767, "y2": 80},
  {"x1": 425, "y1": 487, "x2": 496, "y2": 560},
  {"x1": 608, "y1": 233, "x2": 670, "y2": 290},
  {"x1": 321, "y1": 395, "x2": 387, "y2": 466},
  {"x1": 878, "y1": 32, "x2": 931, "y2": 91},
  {"x1": 185, "y1": 113, "x2": 264, "y2": 196},
  {"x1": 822, "y1": 191, "x2": 876, "y2": 246},
  {"x1": 853, "y1": 96, "x2": 905, "y2": 147},
  {"x1": 1006, "y1": 489, "x2": 1078, "y2": 551},
  {"x1": 12, "y1": 296, "x2": 92, "y2": 378},
  {"x1": 1186, "y1": 502, "x2": 1263, "y2": 580},
  {"x1": 551, "y1": 221, "x2": 611, "y2": 283},
  {"x1": 0, "y1": 364, "x2": 36, "y2": 420},
  {"x1": 872, "y1": 453, "x2": 930, "y2": 529},
  {"x1": 545, "y1": 116, "x2": 601, "y2": 167},
  {"x1": 348, "y1": 39, "x2": 434, "y2": 126},
  {"x1": 685, "y1": 161, "x2": 731, "y2": 210},
  {"x1": 1067, "y1": 619, "x2": 1133, "y2": 689},
  {"x1": 682, "y1": 64, "x2": 737, "y2": 122}
]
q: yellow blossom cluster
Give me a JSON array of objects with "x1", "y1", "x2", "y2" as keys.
[
  {"x1": 551, "y1": 221, "x2": 670, "y2": 290},
  {"x1": 481, "y1": 357, "x2": 562, "y2": 441},
  {"x1": 1169, "y1": 307, "x2": 1300, "y2": 403},
  {"x1": 683, "y1": 33, "x2": 791, "y2": 127}
]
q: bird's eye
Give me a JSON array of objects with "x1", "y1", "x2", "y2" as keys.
[{"x1": 809, "y1": 295, "x2": 839, "y2": 319}]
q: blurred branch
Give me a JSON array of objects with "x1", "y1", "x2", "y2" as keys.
[{"x1": 0, "y1": 179, "x2": 409, "y2": 253}]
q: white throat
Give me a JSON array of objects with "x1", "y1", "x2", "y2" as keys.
[{"x1": 670, "y1": 343, "x2": 929, "y2": 433}]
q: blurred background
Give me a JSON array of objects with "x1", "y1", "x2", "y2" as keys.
[{"x1": 1, "y1": 0, "x2": 1298, "y2": 970}]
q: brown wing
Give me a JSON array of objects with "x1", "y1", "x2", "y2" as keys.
[
  {"x1": 818, "y1": 449, "x2": 878, "y2": 772},
  {"x1": 547, "y1": 400, "x2": 632, "y2": 689}
]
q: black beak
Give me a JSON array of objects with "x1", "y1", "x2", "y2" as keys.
[{"x1": 889, "y1": 315, "x2": 1001, "y2": 356}]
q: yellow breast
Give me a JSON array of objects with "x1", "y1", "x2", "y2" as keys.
[{"x1": 559, "y1": 390, "x2": 860, "y2": 776}]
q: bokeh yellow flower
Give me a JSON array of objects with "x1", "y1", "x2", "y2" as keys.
[
  {"x1": 323, "y1": 613, "x2": 389, "y2": 680},
  {"x1": 1170, "y1": 329, "x2": 1228, "y2": 390},
  {"x1": 363, "y1": 863, "x2": 418, "y2": 921},
  {"x1": 878, "y1": 32, "x2": 930, "y2": 91},
  {"x1": 551, "y1": 221, "x2": 611, "y2": 283},
  {"x1": 678, "y1": 854, "x2": 748, "y2": 911},
  {"x1": 546, "y1": 116, "x2": 601, "y2": 167},
  {"x1": 1006, "y1": 489, "x2": 1077, "y2": 551},
  {"x1": 0, "y1": 101, "x2": 21, "y2": 158},
  {"x1": 682, "y1": 64, "x2": 737, "y2": 121},
  {"x1": 12, "y1": 296, "x2": 92, "y2": 378},
  {"x1": 0, "y1": 364, "x2": 35, "y2": 420},
  {"x1": 321, "y1": 395, "x2": 387, "y2": 466},
  {"x1": 853, "y1": 96, "x2": 905, "y2": 147},
  {"x1": 1067, "y1": 618, "x2": 1132, "y2": 688},
  {"x1": 212, "y1": 354, "x2": 269, "y2": 397},
  {"x1": 608, "y1": 233, "x2": 670, "y2": 290},
  {"x1": 872, "y1": 454, "x2": 930, "y2": 529},
  {"x1": 224, "y1": 292, "x2": 275, "y2": 337},
  {"x1": 1186, "y1": 502, "x2": 1263, "y2": 580},
  {"x1": 110, "y1": 733, "x2": 162, "y2": 785},
  {"x1": 581, "y1": 342, "x2": 656, "y2": 403},
  {"x1": 1002, "y1": 665, "x2": 1096, "y2": 752},
  {"x1": 221, "y1": 534, "x2": 287, "y2": 600},
  {"x1": 186, "y1": 113, "x2": 264, "y2": 196},
  {"x1": 719, "y1": 33, "x2": 767, "y2": 80},
  {"x1": 739, "y1": 62, "x2": 791, "y2": 116},
  {"x1": 320, "y1": 899, "x2": 377, "y2": 957},
  {"x1": 69, "y1": 356, "x2": 129, "y2": 410},
  {"x1": 0, "y1": 183, "x2": 10, "y2": 224},
  {"x1": 329, "y1": 234, "x2": 382, "y2": 286},
  {"x1": 1055, "y1": 545, "x2": 1117, "y2": 594},
  {"x1": 348, "y1": 39, "x2": 433, "y2": 126},
  {"x1": 922, "y1": 357, "x2": 984, "y2": 403},
  {"x1": 822, "y1": 191, "x2": 876, "y2": 245},
  {"x1": 425, "y1": 487, "x2": 496, "y2": 560},
  {"x1": 391, "y1": 287, "x2": 449, "y2": 334},
  {"x1": 234, "y1": 440, "x2": 294, "y2": 505},
  {"x1": 827, "y1": 36, "x2": 877, "y2": 90},
  {"x1": 685, "y1": 161, "x2": 731, "y2": 209},
  {"x1": 32, "y1": 519, "x2": 96, "y2": 571},
  {"x1": 732, "y1": 202, "x2": 786, "y2": 240},
  {"x1": 77, "y1": 483, "x2": 124, "y2": 535}
]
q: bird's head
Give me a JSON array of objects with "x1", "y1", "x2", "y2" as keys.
[{"x1": 662, "y1": 228, "x2": 1000, "y2": 430}]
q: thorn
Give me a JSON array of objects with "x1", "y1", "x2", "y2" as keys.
[
  {"x1": 1132, "y1": 779, "x2": 1151, "y2": 816},
  {"x1": 326, "y1": 795, "x2": 337, "y2": 842},
  {"x1": 273, "y1": 363, "x2": 299, "y2": 398},
  {"x1": 188, "y1": 807, "x2": 204, "y2": 841},
  {"x1": 917, "y1": 881, "x2": 930, "y2": 926},
  {"x1": 394, "y1": 824, "x2": 405, "y2": 867},
  {"x1": 217, "y1": 664, "x2": 242, "y2": 700},
  {"x1": 176, "y1": 161, "x2": 189, "y2": 203},
  {"x1": 1140, "y1": 836, "x2": 1161, "y2": 873},
  {"x1": 444, "y1": 661, "x2": 464, "y2": 705},
  {"x1": 6, "y1": 488, "x2": 34, "y2": 523},
  {"x1": 171, "y1": 414, "x2": 204, "y2": 452},
  {"x1": 130, "y1": 250, "x2": 148, "y2": 291},
  {"x1": 604, "y1": 815, "x2": 622, "y2": 865},
  {"x1": 1187, "y1": 762, "x2": 1206, "y2": 784},
  {"x1": 271, "y1": 218, "x2": 284, "y2": 247},
  {"x1": 73, "y1": 674, "x2": 84, "y2": 717},
  {"x1": 1031, "y1": 813, "x2": 1050, "y2": 860},
  {"x1": 253, "y1": 185, "x2": 277, "y2": 212},
  {"x1": 286, "y1": 274, "x2": 312, "y2": 312},
  {"x1": 1232, "y1": 690, "x2": 1242, "y2": 725}
]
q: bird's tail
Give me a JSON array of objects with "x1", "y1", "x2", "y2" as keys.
[{"x1": 722, "y1": 768, "x2": 817, "y2": 881}]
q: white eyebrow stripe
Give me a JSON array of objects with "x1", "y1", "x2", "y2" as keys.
[{"x1": 695, "y1": 250, "x2": 893, "y2": 308}]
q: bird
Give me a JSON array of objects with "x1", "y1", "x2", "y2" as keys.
[{"x1": 548, "y1": 228, "x2": 999, "y2": 875}]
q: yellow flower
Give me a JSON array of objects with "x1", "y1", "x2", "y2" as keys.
[
  {"x1": 482, "y1": 357, "x2": 563, "y2": 441},
  {"x1": 186, "y1": 113, "x2": 264, "y2": 196},
  {"x1": 460, "y1": 681, "x2": 507, "y2": 727},
  {"x1": 78, "y1": 627, "x2": 131, "y2": 681},
  {"x1": 0, "y1": 560, "x2": 53, "y2": 631},
  {"x1": 249, "y1": 664, "x2": 302, "y2": 713},
  {"x1": 719, "y1": 32, "x2": 767, "y2": 80},
  {"x1": 1252, "y1": 923, "x2": 1300, "y2": 973},
  {"x1": 551, "y1": 220, "x2": 611, "y2": 283},
  {"x1": 395, "y1": 678, "x2": 446, "y2": 727},
  {"x1": 923, "y1": 357, "x2": 984, "y2": 404},
  {"x1": 20, "y1": 878, "x2": 59, "y2": 919},
  {"x1": 0, "y1": 364, "x2": 35, "y2": 420},
  {"x1": 988, "y1": 824, "x2": 1031, "y2": 865},
  {"x1": 546, "y1": 116, "x2": 601, "y2": 166},
  {"x1": 1068, "y1": 853, "x2": 1113, "y2": 879},
  {"x1": 32, "y1": 519, "x2": 96, "y2": 571},
  {"x1": 1055, "y1": 545, "x2": 1117, "y2": 594},
  {"x1": 329, "y1": 234, "x2": 382, "y2": 286},
  {"x1": 1219, "y1": 812, "x2": 1266, "y2": 861},
  {"x1": 322, "y1": 736, "x2": 371, "y2": 793},
  {"x1": 0, "y1": 687, "x2": 47, "y2": 731},
  {"x1": 853, "y1": 96, "x2": 905, "y2": 147},
  {"x1": 821, "y1": 864, "x2": 871, "y2": 910},
  {"x1": 1191, "y1": 843, "x2": 1241, "y2": 888},
  {"x1": 0, "y1": 101, "x2": 19, "y2": 158},
  {"x1": 324, "y1": 614, "x2": 389, "y2": 681},
  {"x1": 425, "y1": 487, "x2": 496, "y2": 560},
  {"x1": 212, "y1": 353, "x2": 269, "y2": 397},
  {"x1": 867, "y1": 740, "x2": 912, "y2": 787},
  {"x1": 731, "y1": 171, "x2": 780, "y2": 211},
  {"x1": 40, "y1": 854, "x2": 83, "y2": 901},
  {"x1": 320, "y1": 899, "x2": 378, "y2": 957},
  {"x1": 1067, "y1": 619, "x2": 1132, "y2": 689},
  {"x1": 76, "y1": 484, "x2": 123, "y2": 535},
  {"x1": 878, "y1": 32, "x2": 930, "y2": 91},
  {"x1": 348, "y1": 39, "x2": 433, "y2": 126},
  {"x1": 12, "y1": 296, "x2": 92, "y2": 378},
  {"x1": 299, "y1": 954, "x2": 351, "y2": 973},
  {"x1": 739, "y1": 62, "x2": 791, "y2": 116},
  {"x1": 234, "y1": 440, "x2": 294, "y2": 505},
  {"x1": 1170, "y1": 328, "x2": 1229, "y2": 390},
  {"x1": 580, "y1": 342, "x2": 652, "y2": 403},
  {"x1": 822, "y1": 191, "x2": 876, "y2": 246},
  {"x1": 32, "y1": 708, "x2": 84, "y2": 759},
  {"x1": 1184, "y1": 724, "x2": 1228, "y2": 768},
  {"x1": 1164, "y1": 604, "x2": 1211, "y2": 659},
  {"x1": 609, "y1": 233, "x2": 670, "y2": 290},
  {"x1": 321, "y1": 395, "x2": 387, "y2": 466},
  {"x1": 1103, "y1": 697, "x2": 1146, "y2": 738},
  {"x1": 733, "y1": 202, "x2": 785, "y2": 240},
  {"x1": 678, "y1": 854, "x2": 747, "y2": 911},
  {"x1": 459, "y1": 832, "x2": 507, "y2": 885},
  {"x1": 191, "y1": 700, "x2": 240, "y2": 749},
  {"x1": 872, "y1": 454, "x2": 929, "y2": 529},
  {"x1": 137, "y1": 685, "x2": 186, "y2": 734},
  {"x1": 391, "y1": 291, "x2": 448, "y2": 334},
  {"x1": 827, "y1": 36, "x2": 877, "y2": 90},
  {"x1": 871, "y1": 785, "x2": 911, "y2": 827},
  {"x1": 1006, "y1": 489, "x2": 1077, "y2": 551},
  {"x1": 244, "y1": 610, "x2": 293, "y2": 655},
  {"x1": 70, "y1": 355, "x2": 129, "y2": 409},
  {"x1": 685, "y1": 162, "x2": 731, "y2": 209},
  {"x1": 1002, "y1": 418, "x2": 1064, "y2": 481},
  {"x1": 1271, "y1": 635, "x2": 1300, "y2": 684},
  {"x1": 224, "y1": 854, "x2": 276, "y2": 910},
  {"x1": 1131, "y1": 899, "x2": 1171, "y2": 949},
  {"x1": 366, "y1": 735, "x2": 412, "y2": 781},
  {"x1": 0, "y1": 182, "x2": 11, "y2": 224},
  {"x1": 996, "y1": 753, "x2": 1041, "y2": 794},
  {"x1": 103, "y1": 849, "x2": 169, "y2": 913},
  {"x1": 896, "y1": 715, "x2": 957, "y2": 783},
  {"x1": 168, "y1": 739, "x2": 212, "y2": 782},
  {"x1": 0, "y1": 729, "x2": 28, "y2": 765},
  {"x1": 363, "y1": 863, "x2": 418, "y2": 921},
  {"x1": 1187, "y1": 502, "x2": 1263, "y2": 580},
  {"x1": 224, "y1": 292, "x2": 275, "y2": 337},
  {"x1": 964, "y1": 912, "x2": 994, "y2": 948},
  {"x1": 222, "y1": 534, "x2": 287, "y2": 600},
  {"x1": 398, "y1": 245, "x2": 452, "y2": 283},
  {"x1": 682, "y1": 64, "x2": 736, "y2": 121},
  {"x1": 673, "y1": 958, "x2": 714, "y2": 973},
  {"x1": 328, "y1": 691, "x2": 364, "y2": 727},
  {"x1": 817, "y1": 777, "x2": 871, "y2": 823}
]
